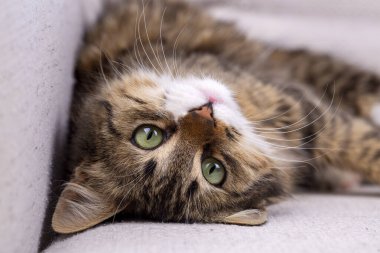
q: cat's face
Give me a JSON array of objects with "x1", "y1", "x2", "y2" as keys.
[{"x1": 52, "y1": 72, "x2": 286, "y2": 233}]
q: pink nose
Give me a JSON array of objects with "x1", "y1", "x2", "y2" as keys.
[
  {"x1": 208, "y1": 96, "x2": 218, "y2": 103},
  {"x1": 194, "y1": 104, "x2": 213, "y2": 121}
]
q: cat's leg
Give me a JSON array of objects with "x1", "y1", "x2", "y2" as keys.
[
  {"x1": 266, "y1": 83, "x2": 380, "y2": 184},
  {"x1": 266, "y1": 49, "x2": 380, "y2": 126},
  {"x1": 306, "y1": 109, "x2": 380, "y2": 184}
]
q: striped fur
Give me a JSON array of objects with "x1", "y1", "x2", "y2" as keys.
[{"x1": 52, "y1": 0, "x2": 380, "y2": 234}]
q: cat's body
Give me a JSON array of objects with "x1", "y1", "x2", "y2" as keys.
[{"x1": 52, "y1": 0, "x2": 380, "y2": 233}]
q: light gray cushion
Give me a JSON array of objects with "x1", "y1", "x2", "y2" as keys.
[
  {"x1": 0, "y1": 0, "x2": 104, "y2": 252},
  {"x1": 45, "y1": 192, "x2": 380, "y2": 253}
]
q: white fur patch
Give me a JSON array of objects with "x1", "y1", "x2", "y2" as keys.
[
  {"x1": 370, "y1": 103, "x2": 380, "y2": 126},
  {"x1": 149, "y1": 73, "x2": 272, "y2": 155}
]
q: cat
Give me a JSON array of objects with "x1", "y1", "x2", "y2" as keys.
[{"x1": 51, "y1": 0, "x2": 380, "y2": 234}]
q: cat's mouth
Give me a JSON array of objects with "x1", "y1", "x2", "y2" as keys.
[{"x1": 153, "y1": 74, "x2": 250, "y2": 134}]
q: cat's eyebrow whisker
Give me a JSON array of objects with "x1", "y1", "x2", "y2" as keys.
[
  {"x1": 136, "y1": 2, "x2": 160, "y2": 74},
  {"x1": 97, "y1": 46, "x2": 112, "y2": 90},
  {"x1": 158, "y1": 7, "x2": 174, "y2": 79},
  {"x1": 154, "y1": 7, "x2": 171, "y2": 77},
  {"x1": 103, "y1": 52, "x2": 124, "y2": 80},
  {"x1": 113, "y1": 59, "x2": 138, "y2": 75},
  {"x1": 96, "y1": 53, "x2": 127, "y2": 102},
  {"x1": 141, "y1": 1, "x2": 166, "y2": 74},
  {"x1": 133, "y1": 8, "x2": 145, "y2": 71},
  {"x1": 96, "y1": 50, "x2": 127, "y2": 107},
  {"x1": 172, "y1": 21, "x2": 187, "y2": 77}
]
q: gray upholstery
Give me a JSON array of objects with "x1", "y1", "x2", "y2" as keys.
[
  {"x1": 46, "y1": 192, "x2": 380, "y2": 253},
  {"x1": 0, "y1": 0, "x2": 379, "y2": 252}
]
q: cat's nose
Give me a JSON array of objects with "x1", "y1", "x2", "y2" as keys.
[
  {"x1": 193, "y1": 103, "x2": 213, "y2": 120},
  {"x1": 180, "y1": 103, "x2": 215, "y2": 144}
]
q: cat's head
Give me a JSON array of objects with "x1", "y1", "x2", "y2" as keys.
[{"x1": 52, "y1": 71, "x2": 287, "y2": 233}]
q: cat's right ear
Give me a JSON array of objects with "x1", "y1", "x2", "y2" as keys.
[{"x1": 52, "y1": 163, "x2": 126, "y2": 234}]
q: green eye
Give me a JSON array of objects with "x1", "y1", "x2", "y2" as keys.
[
  {"x1": 133, "y1": 125, "x2": 164, "y2": 149},
  {"x1": 201, "y1": 158, "x2": 226, "y2": 185}
]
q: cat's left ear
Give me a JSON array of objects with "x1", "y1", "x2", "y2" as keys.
[
  {"x1": 222, "y1": 209, "x2": 267, "y2": 226},
  {"x1": 52, "y1": 181, "x2": 123, "y2": 234}
]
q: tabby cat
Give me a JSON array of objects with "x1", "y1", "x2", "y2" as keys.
[{"x1": 52, "y1": 0, "x2": 380, "y2": 233}]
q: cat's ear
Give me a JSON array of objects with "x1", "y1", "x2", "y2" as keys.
[
  {"x1": 223, "y1": 209, "x2": 267, "y2": 226},
  {"x1": 52, "y1": 182, "x2": 122, "y2": 234}
]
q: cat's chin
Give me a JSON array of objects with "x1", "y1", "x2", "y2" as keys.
[{"x1": 146, "y1": 72, "x2": 249, "y2": 131}]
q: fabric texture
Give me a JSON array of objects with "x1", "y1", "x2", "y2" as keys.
[
  {"x1": 0, "y1": 1, "x2": 104, "y2": 252},
  {"x1": 45, "y1": 193, "x2": 380, "y2": 253},
  {"x1": 0, "y1": 0, "x2": 379, "y2": 252}
]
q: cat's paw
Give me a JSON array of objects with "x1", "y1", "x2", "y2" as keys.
[
  {"x1": 318, "y1": 168, "x2": 362, "y2": 192},
  {"x1": 298, "y1": 166, "x2": 362, "y2": 192},
  {"x1": 332, "y1": 171, "x2": 362, "y2": 192}
]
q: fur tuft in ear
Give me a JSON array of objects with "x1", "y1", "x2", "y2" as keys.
[
  {"x1": 52, "y1": 183, "x2": 123, "y2": 234},
  {"x1": 223, "y1": 209, "x2": 267, "y2": 226}
]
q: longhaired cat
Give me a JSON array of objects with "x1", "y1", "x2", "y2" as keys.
[{"x1": 52, "y1": 0, "x2": 380, "y2": 233}]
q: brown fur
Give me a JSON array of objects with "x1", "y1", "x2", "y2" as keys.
[{"x1": 52, "y1": 0, "x2": 380, "y2": 233}]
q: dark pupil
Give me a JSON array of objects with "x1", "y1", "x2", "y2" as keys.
[
  {"x1": 209, "y1": 164, "x2": 217, "y2": 175},
  {"x1": 146, "y1": 129, "x2": 154, "y2": 140}
]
